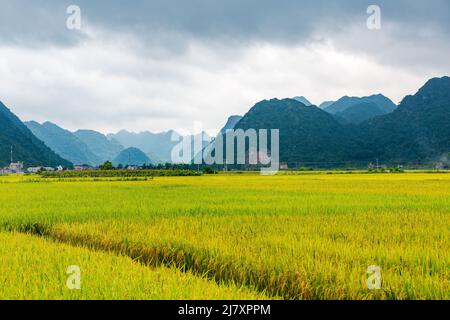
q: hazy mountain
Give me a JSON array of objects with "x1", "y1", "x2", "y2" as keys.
[
  {"x1": 108, "y1": 130, "x2": 211, "y2": 164},
  {"x1": 74, "y1": 129, "x2": 124, "y2": 163},
  {"x1": 112, "y1": 147, "x2": 152, "y2": 166},
  {"x1": 25, "y1": 121, "x2": 101, "y2": 166},
  {"x1": 324, "y1": 94, "x2": 396, "y2": 116},
  {"x1": 107, "y1": 130, "x2": 174, "y2": 163},
  {"x1": 0, "y1": 102, "x2": 71, "y2": 167},
  {"x1": 219, "y1": 115, "x2": 243, "y2": 134},
  {"x1": 318, "y1": 101, "x2": 335, "y2": 109},
  {"x1": 192, "y1": 115, "x2": 243, "y2": 164},
  {"x1": 293, "y1": 96, "x2": 312, "y2": 106}
]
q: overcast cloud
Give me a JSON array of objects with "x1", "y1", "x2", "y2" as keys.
[{"x1": 0, "y1": 0, "x2": 449, "y2": 134}]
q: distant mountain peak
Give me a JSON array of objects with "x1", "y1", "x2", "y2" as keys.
[
  {"x1": 416, "y1": 76, "x2": 450, "y2": 98},
  {"x1": 25, "y1": 121, "x2": 101, "y2": 166},
  {"x1": 75, "y1": 129, "x2": 101, "y2": 134},
  {"x1": 24, "y1": 120, "x2": 40, "y2": 126},
  {"x1": 293, "y1": 96, "x2": 312, "y2": 106},
  {"x1": 74, "y1": 129, "x2": 124, "y2": 163},
  {"x1": 112, "y1": 147, "x2": 151, "y2": 166},
  {"x1": 335, "y1": 101, "x2": 384, "y2": 124},
  {"x1": 318, "y1": 101, "x2": 335, "y2": 109},
  {"x1": 324, "y1": 94, "x2": 396, "y2": 117},
  {"x1": 219, "y1": 115, "x2": 243, "y2": 134},
  {"x1": 399, "y1": 76, "x2": 450, "y2": 111},
  {"x1": 41, "y1": 121, "x2": 59, "y2": 127}
]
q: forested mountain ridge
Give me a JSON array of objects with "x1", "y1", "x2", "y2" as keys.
[{"x1": 0, "y1": 102, "x2": 72, "y2": 167}]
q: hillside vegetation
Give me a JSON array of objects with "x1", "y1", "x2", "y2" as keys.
[{"x1": 0, "y1": 102, "x2": 71, "y2": 167}]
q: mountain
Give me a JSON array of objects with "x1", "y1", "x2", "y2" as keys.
[
  {"x1": 112, "y1": 147, "x2": 152, "y2": 166},
  {"x1": 107, "y1": 130, "x2": 174, "y2": 163},
  {"x1": 293, "y1": 96, "x2": 312, "y2": 106},
  {"x1": 335, "y1": 102, "x2": 387, "y2": 124},
  {"x1": 217, "y1": 77, "x2": 450, "y2": 166},
  {"x1": 357, "y1": 76, "x2": 450, "y2": 163},
  {"x1": 192, "y1": 115, "x2": 243, "y2": 164},
  {"x1": 0, "y1": 102, "x2": 71, "y2": 167},
  {"x1": 6, "y1": 76, "x2": 448, "y2": 169},
  {"x1": 232, "y1": 99, "x2": 356, "y2": 164},
  {"x1": 25, "y1": 121, "x2": 101, "y2": 166},
  {"x1": 324, "y1": 94, "x2": 396, "y2": 117},
  {"x1": 319, "y1": 101, "x2": 335, "y2": 109},
  {"x1": 74, "y1": 130, "x2": 124, "y2": 163},
  {"x1": 108, "y1": 130, "x2": 211, "y2": 164},
  {"x1": 219, "y1": 115, "x2": 243, "y2": 134}
]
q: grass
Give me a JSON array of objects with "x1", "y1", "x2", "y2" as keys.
[{"x1": 0, "y1": 173, "x2": 449, "y2": 299}]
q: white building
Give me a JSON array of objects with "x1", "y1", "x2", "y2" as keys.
[
  {"x1": 74, "y1": 164, "x2": 95, "y2": 171},
  {"x1": 1, "y1": 162, "x2": 24, "y2": 175},
  {"x1": 27, "y1": 167, "x2": 42, "y2": 173}
]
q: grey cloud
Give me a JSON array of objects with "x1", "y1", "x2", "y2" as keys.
[
  {"x1": 0, "y1": 0, "x2": 449, "y2": 134},
  {"x1": 2, "y1": 0, "x2": 450, "y2": 72},
  {"x1": 0, "y1": 0, "x2": 86, "y2": 47},
  {"x1": 2, "y1": 0, "x2": 449, "y2": 48}
]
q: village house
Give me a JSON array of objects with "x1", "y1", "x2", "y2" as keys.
[
  {"x1": 74, "y1": 164, "x2": 95, "y2": 171},
  {"x1": 9, "y1": 162, "x2": 23, "y2": 173},
  {"x1": 1, "y1": 162, "x2": 24, "y2": 175}
]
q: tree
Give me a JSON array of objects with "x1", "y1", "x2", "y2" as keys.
[
  {"x1": 100, "y1": 161, "x2": 114, "y2": 170},
  {"x1": 202, "y1": 167, "x2": 217, "y2": 174}
]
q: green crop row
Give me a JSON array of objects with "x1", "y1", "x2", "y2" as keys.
[{"x1": 39, "y1": 169, "x2": 201, "y2": 178}]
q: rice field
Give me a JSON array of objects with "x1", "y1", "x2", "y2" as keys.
[
  {"x1": 0, "y1": 232, "x2": 269, "y2": 300},
  {"x1": 0, "y1": 173, "x2": 449, "y2": 299}
]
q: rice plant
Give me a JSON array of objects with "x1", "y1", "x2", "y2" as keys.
[{"x1": 0, "y1": 173, "x2": 448, "y2": 299}]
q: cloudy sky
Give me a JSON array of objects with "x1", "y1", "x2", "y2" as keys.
[{"x1": 0, "y1": 0, "x2": 449, "y2": 135}]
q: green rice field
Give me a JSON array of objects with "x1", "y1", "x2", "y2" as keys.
[{"x1": 0, "y1": 173, "x2": 449, "y2": 299}]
